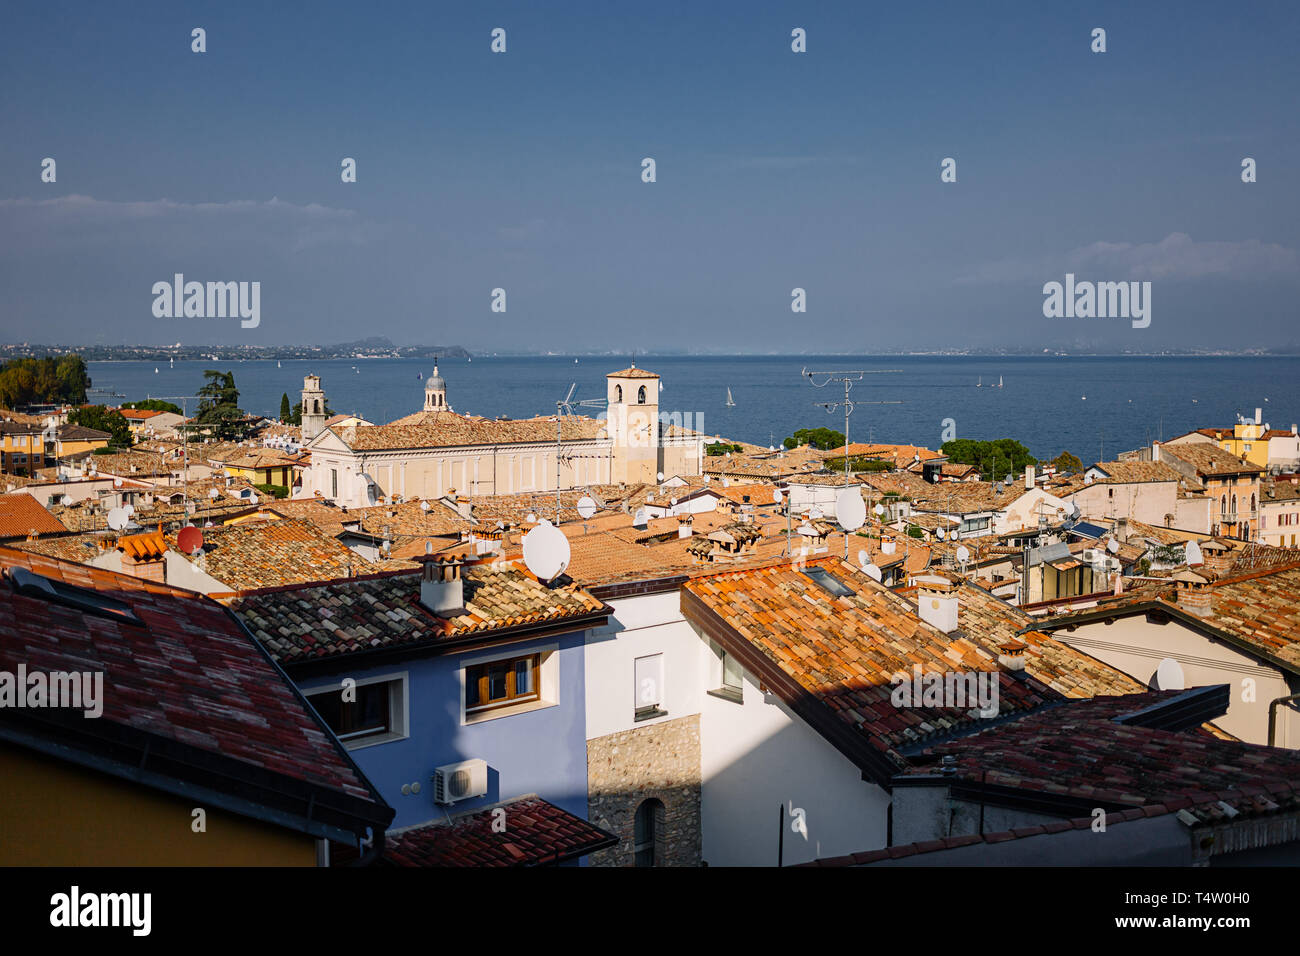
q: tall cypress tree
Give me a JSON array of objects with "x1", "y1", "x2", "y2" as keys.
[{"x1": 280, "y1": 392, "x2": 291, "y2": 422}]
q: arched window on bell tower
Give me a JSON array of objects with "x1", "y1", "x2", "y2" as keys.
[
  {"x1": 637, "y1": 386, "x2": 646, "y2": 404},
  {"x1": 616, "y1": 385, "x2": 623, "y2": 402}
]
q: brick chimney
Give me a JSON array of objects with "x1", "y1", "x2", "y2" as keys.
[
  {"x1": 117, "y1": 531, "x2": 168, "y2": 585},
  {"x1": 1174, "y1": 572, "x2": 1213, "y2": 618},
  {"x1": 418, "y1": 553, "x2": 465, "y2": 617},
  {"x1": 915, "y1": 575, "x2": 959, "y2": 633},
  {"x1": 1201, "y1": 540, "x2": 1233, "y2": 576}
]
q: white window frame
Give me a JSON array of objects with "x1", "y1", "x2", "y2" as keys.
[
  {"x1": 303, "y1": 671, "x2": 409, "y2": 751},
  {"x1": 459, "y1": 643, "x2": 559, "y2": 725}
]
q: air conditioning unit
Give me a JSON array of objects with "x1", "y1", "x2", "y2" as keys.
[
  {"x1": 433, "y1": 758, "x2": 488, "y2": 804},
  {"x1": 1081, "y1": 549, "x2": 1100, "y2": 564}
]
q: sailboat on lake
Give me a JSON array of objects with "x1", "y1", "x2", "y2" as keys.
[{"x1": 725, "y1": 387, "x2": 736, "y2": 407}]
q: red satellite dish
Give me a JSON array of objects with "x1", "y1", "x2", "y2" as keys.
[{"x1": 177, "y1": 526, "x2": 204, "y2": 555}]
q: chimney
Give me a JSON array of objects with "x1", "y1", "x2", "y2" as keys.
[
  {"x1": 1024, "y1": 465, "x2": 1035, "y2": 490},
  {"x1": 1255, "y1": 407, "x2": 1262, "y2": 425},
  {"x1": 1201, "y1": 541, "x2": 1233, "y2": 576},
  {"x1": 1175, "y1": 575, "x2": 1213, "y2": 618},
  {"x1": 418, "y1": 554, "x2": 465, "y2": 617},
  {"x1": 1152, "y1": 441, "x2": 1161, "y2": 462},
  {"x1": 915, "y1": 575, "x2": 959, "y2": 634},
  {"x1": 677, "y1": 514, "x2": 693, "y2": 538},
  {"x1": 476, "y1": 529, "x2": 502, "y2": 555},
  {"x1": 997, "y1": 639, "x2": 1026, "y2": 672}
]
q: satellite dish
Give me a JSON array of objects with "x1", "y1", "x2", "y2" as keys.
[
  {"x1": 526, "y1": 512, "x2": 537, "y2": 524},
  {"x1": 864, "y1": 563, "x2": 883, "y2": 582},
  {"x1": 106, "y1": 507, "x2": 129, "y2": 531},
  {"x1": 836, "y1": 487, "x2": 866, "y2": 532},
  {"x1": 177, "y1": 526, "x2": 204, "y2": 555},
  {"x1": 936, "y1": 528, "x2": 946, "y2": 540},
  {"x1": 657, "y1": 472, "x2": 665, "y2": 482},
  {"x1": 1070, "y1": 502, "x2": 1080, "y2": 517},
  {"x1": 633, "y1": 507, "x2": 648, "y2": 527},
  {"x1": 208, "y1": 488, "x2": 219, "y2": 499},
  {"x1": 956, "y1": 545, "x2": 971, "y2": 563},
  {"x1": 576, "y1": 495, "x2": 598, "y2": 519},
  {"x1": 114, "y1": 478, "x2": 123, "y2": 488},
  {"x1": 1154, "y1": 657, "x2": 1185, "y2": 691},
  {"x1": 1185, "y1": 540, "x2": 1204, "y2": 566},
  {"x1": 772, "y1": 488, "x2": 783, "y2": 504},
  {"x1": 873, "y1": 503, "x2": 884, "y2": 516},
  {"x1": 60, "y1": 495, "x2": 71, "y2": 506},
  {"x1": 857, "y1": 549, "x2": 869, "y2": 567},
  {"x1": 123, "y1": 505, "x2": 135, "y2": 516},
  {"x1": 421, "y1": 500, "x2": 431, "y2": 512},
  {"x1": 1106, "y1": 538, "x2": 1120, "y2": 554},
  {"x1": 522, "y1": 519, "x2": 570, "y2": 581}
]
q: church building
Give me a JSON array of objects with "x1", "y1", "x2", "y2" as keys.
[{"x1": 302, "y1": 364, "x2": 704, "y2": 508}]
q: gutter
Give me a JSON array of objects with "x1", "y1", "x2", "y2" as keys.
[{"x1": 1268, "y1": 692, "x2": 1300, "y2": 747}]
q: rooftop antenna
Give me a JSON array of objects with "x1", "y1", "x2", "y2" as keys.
[
  {"x1": 555, "y1": 383, "x2": 607, "y2": 526},
  {"x1": 801, "y1": 368, "x2": 902, "y2": 528}
]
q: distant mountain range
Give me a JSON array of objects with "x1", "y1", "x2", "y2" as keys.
[{"x1": 0, "y1": 338, "x2": 470, "y2": 362}]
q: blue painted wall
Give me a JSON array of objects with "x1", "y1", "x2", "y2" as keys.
[{"x1": 298, "y1": 629, "x2": 590, "y2": 832}]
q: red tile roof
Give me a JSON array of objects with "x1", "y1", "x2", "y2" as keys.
[
  {"x1": 0, "y1": 547, "x2": 391, "y2": 838},
  {"x1": 0, "y1": 494, "x2": 68, "y2": 539},
  {"x1": 377, "y1": 796, "x2": 616, "y2": 866}
]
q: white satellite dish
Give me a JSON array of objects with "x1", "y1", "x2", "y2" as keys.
[
  {"x1": 956, "y1": 545, "x2": 971, "y2": 563},
  {"x1": 1154, "y1": 657, "x2": 1185, "y2": 691},
  {"x1": 1070, "y1": 502, "x2": 1080, "y2": 517},
  {"x1": 857, "y1": 549, "x2": 869, "y2": 567},
  {"x1": 633, "y1": 507, "x2": 648, "y2": 526},
  {"x1": 936, "y1": 528, "x2": 946, "y2": 540},
  {"x1": 114, "y1": 478, "x2": 123, "y2": 488},
  {"x1": 60, "y1": 495, "x2": 71, "y2": 506},
  {"x1": 772, "y1": 488, "x2": 783, "y2": 504},
  {"x1": 522, "y1": 519, "x2": 571, "y2": 581},
  {"x1": 421, "y1": 500, "x2": 431, "y2": 512},
  {"x1": 836, "y1": 487, "x2": 866, "y2": 532},
  {"x1": 526, "y1": 512, "x2": 537, "y2": 524},
  {"x1": 106, "y1": 507, "x2": 128, "y2": 531},
  {"x1": 864, "y1": 563, "x2": 883, "y2": 582},
  {"x1": 1106, "y1": 538, "x2": 1120, "y2": 554},
  {"x1": 123, "y1": 505, "x2": 135, "y2": 516},
  {"x1": 873, "y1": 503, "x2": 884, "y2": 516},
  {"x1": 657, "y1": 472, "x2": 665, "y2": 482},
  {"x1": 1185, "y1": 540, "x2": 1204, "y2": 566},
  {"x1": 809, "y1": 506, "x2": 824, "y2": 520},
  {"x1": 208, "y1": 488, "x2": 219, "y2": 499},
  {"x1": 576, "y1": 495, "x2": 598, "y2": 519}
]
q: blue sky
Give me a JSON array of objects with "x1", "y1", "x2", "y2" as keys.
[{"x1": 1, "y1": 0, "x2": 1297, "y2": 350}]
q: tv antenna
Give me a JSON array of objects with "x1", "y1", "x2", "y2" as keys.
[
  {"x1": 802, "y1": 368, "x2": 902, "y2": 494},
  {"x1": 554, "y1": 383, "x2": 607, "y2": 526}
]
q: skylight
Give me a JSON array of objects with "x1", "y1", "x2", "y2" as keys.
[
  {"x1": 803, "y1": 567, "x2": 853, "y2": 598},
  {"x1": 8, "y1": 567, "x2": 143, "y2": 626}
]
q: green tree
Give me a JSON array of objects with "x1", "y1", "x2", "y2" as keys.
[
  {"x1": 67, "y1": 405, "x2": 132, "y2": 447},
  {"x1": 279, "y1": 393, "x2": 292, "y2": 423},
  {"x1": 942, "y1": 438, "x2": 1036, "y2": 480},
  {"x1": 783, "y1": 427, "x2": 845, "y2": 451},
  {"x1": 122, "y1": 398, "x2": 183, "y2": 416},
  {"x1": 705, "y1": 441, "x2": 744, "y2": 456},
  {"x1": 196, "y1": 370, "x2": 247, "y2": 440},
  {"x1": 1050, "y1": 450, "x2": 1083, "y2": 475},
  {"x1": 0, "y1": 355, "x2": 90, "y2": 408}
]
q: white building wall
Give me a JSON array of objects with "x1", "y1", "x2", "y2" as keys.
[{"x1": 699, "y1": 662, "x2": 891, "y2": 866}]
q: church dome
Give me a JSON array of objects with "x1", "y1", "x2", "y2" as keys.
[{"x1": 425, "y1": 365, "x2": 446, "y2": 391}]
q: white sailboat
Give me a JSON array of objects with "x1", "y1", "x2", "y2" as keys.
[
  {"x1": 277, "y1": 360, "x2": 281, "y2": 368},
  {"x1": 996, "y1": 375, "x2": 1003, "y2": 388},
  {"x1": 725, "y1": 387, "x2": 736, "y2": 407},
  {"x1": 976, "y1": 377, "x2": 982, "y2": 388}
]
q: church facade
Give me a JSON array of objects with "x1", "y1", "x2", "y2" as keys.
[{"x1": 302, "y1": 365, "x2": 705, "y2": 508}]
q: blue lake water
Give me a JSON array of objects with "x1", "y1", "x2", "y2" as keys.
[{"x1": 87, "y1": 355, "x2": 1300, "y2": 465}]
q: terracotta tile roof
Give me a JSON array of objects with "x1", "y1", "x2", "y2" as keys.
[
  {"x1": 228, "y1": 559, "x2": 609, "y2": 665},
  {"x1": 117, "y1": 530, "x2": 167, "y2": 561},
  {"x1": 117, "y1": 407, "x2": 163, "y2": 421},
  {"x1": 828, "y1": 443, "x2": 944, "y2": 468},
  {"x1": 0, "y1": 494, "x2": 68, "y2": 538},
  {"x1": 223, "y1": 450, "x2": 300, "y2": 470},
  {"x1": 341, "y1": 415, "x2": 605, "y2": 451},
  {"x1": 605, "y1": 367, "x2": 659, "y2": 379},
  {"x1": 1261, "y1": 479, "x2": 1300, "y2": 504},
  {"x1": 897, "y1": 689, "x2": 1300, "y2": 807},
  {"x1": 376, "y1": 796, "x2": 617, "y2": 866},
  {"x1": 55, "y1": 424, "x2": 112, "y2": 442},
  {"x1": 1162, "y1": 443, "x2": 1262, "y2": 477},
  {"x1": 901, "y1": 578, "x2": 1143, "y2": 699},
  {"x1": 681, "y1": 557, "x2": 1058, "y2": 780},
  {"x1": 1089, "y1": 460, "x2": 1185, "y2": 483},
  {"x1": 194, "y1": 518, "x2": 392, "y2": 590},
  {"x1": 0, "y1": 547, "x2": 389, "y2": 822},
  {"x1": 81, "y1": 451, "x2": 178, "y2": 478}
]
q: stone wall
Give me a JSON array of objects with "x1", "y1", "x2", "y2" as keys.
[{"x1": 587, "y1": 714, "x2": 701, "y2": 866}]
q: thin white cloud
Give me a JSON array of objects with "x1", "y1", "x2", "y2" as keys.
[{"x1": 959, "y1": 232, "x2": 1300, "y2": 284}]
